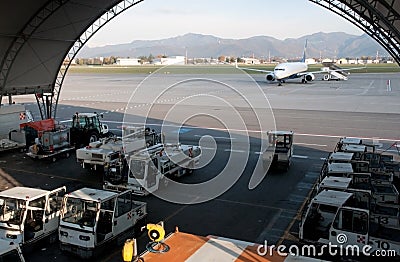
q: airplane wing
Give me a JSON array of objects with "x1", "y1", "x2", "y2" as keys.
[
  {"x1": 310, "y1": 65, "x2": 366, "y2": 75},
  {"x1": 235, "y1": 62, "x2": 273, "y2": 73}
]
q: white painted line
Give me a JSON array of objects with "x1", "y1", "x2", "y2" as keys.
[
  {"x1": 194, "y1": 134, "x2": 235, "y2": 140},
  {"x1": 201, "y1": 147, "x2": 216, "y2": 150},
  {"x1": 224, "y1": 149, "x2": 246, "y2": 153},
  {"x1": 57, "y1": 118, "x2": 398, "y2": 144},
  {"x1": 254, "y1": 152, "x2": 263, "y2": 155},
  {"x1": 293, "y1": 155, "x2": 309, "y2": 159},
  {"x1": 320, "y1": 158, "x2": 327, "y2": 161}
]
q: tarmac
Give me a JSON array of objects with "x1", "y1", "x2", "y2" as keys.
[{"x1": 2, "y1": 71, "x2": 399, "y2": 261}]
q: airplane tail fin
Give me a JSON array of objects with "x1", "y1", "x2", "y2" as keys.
[{"x1": 301, "y1": 39, "x2": 308, "y2": 63}]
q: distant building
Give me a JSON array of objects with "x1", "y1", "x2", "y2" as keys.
[
  {"x1": 242, "y1": 57, "x2": 260, "y2": 65},
  {"x1": 116, "y1": 58, "x2": 141, "y2": 66},
  {"x1": 336, "y1": 58, "x2": 348, "y2": 64},
  {"x1": 155, "y1": 56, "x2": 185, "y2": 65},
  {"x1": 305, "y1": 58, "x2": 317, "y2": 65}
]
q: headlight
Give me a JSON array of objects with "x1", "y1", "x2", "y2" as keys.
[
  {"x1": 6, "y1": 234, "x2": 17, "y2": 239},
  {"x1": 79, "y1": 235, "x2": 90, "y2": 241}
]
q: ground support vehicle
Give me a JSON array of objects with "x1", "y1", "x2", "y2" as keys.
[
  {"x1": 0, "y1": 134, "x2": 26, "y2": 153},
  {"x1": 76, "y1": 127, "x2": 160, "y2": 172},
  {"x1": 23, "y1": 119, "x2": 74, "y2": 162},
  {"x1": 0, "y1": 104, "x2": 33, "y2": 138},
  {"x1": 299, "y1": 190, "x2": 400, "y2": 257},
  {"x1": 104, "y1": 143, "x2": 201, "y2": 196},
  {"x1": 334, "y1": 137, "x2": 375, "y2": 159},
  {"x1": 320, "y1": 162, "x2": 394, "y2": 186},
  {"x1": 264, "y1": 131, "x2": 294, "y2": 170},
  {"x1": 69, "y1": 112, "x2": 110, "y2": 148},
  {"x1": 76, "y1": 137, "x2": 126, "y2": 172},
  {"x1": 316, "y1": 178, "x2": 400, "y2": 229},
  {"x1": 0, "y1": 186, "x2": 66, "y2": 246},
  {"x1": 0, "y1": 239, "x2": 25, "y2": 261},
  {"x1": 59, "y1": 188, "x2": 147, "y2": 259},
  {"x1": 363, "y1": 151, "x2": 400, "y2": 179},
  {"x1": 0, "y1": 104, "x2": 33, "y2": 153},
  {"x1": 318, "y1": 164, "x2": 399, "y2": 204}
]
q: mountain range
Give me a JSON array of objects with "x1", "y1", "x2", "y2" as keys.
[{"x1": 78, "y1": 32, "x2": 387, "y2": 59}]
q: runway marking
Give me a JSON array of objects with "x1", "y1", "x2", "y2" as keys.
[
  {"x1": 215, "y1": 198, "x2": 282, "y2": 210},
  {"x1": 224, "y1": 149, "x2": 246, "y2": 153},
  {"x1": 194, "y1": 135, "x2": 236, "y2": 140},
  {"x1": 58, "y1": 119, "x2": 400, "y2": 143},
  {"x1": 292, "y1": 155, "x2": 309, "y2": 159}
]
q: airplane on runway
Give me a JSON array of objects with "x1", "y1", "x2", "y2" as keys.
[{"x1": 236, "y1": 40, "x2": 364, "y2": 86}]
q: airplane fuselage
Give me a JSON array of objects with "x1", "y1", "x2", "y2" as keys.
[{"x1": 273, "y1": 62, "x2": 308, "y2": 80}]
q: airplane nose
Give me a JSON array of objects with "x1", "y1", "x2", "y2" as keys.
[{"x1": 274, "y1": 71, "x2": 283, "y2": 80}]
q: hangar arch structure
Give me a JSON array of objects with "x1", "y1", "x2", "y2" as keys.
[
  {"x1": 0, "y1": 0, "x2": 143, "y2": 119},
  {"x1": 309, "y1": 0, "x2": 400, "y2": 64},
  {"x1": 0, "y1": 0, "x2": 399, "y2": 119}
]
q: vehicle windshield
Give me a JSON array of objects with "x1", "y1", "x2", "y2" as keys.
[
  {"x1": 0, "y1": 198, "x2": 25, "y2": 226},
  {"x1": 129, "y1": 159, "x2": 146, "y2": 180},
  {"x1": 62, "y1": 198, "x2": 98, "y2": 227},
  {"x1": 269, "y1": 134, "x2": 291, "y2": 148}
]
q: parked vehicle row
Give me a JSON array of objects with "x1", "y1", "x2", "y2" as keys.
[
  {"x1": 299, "y1": 137, "x2": 400, "y2": 257},
  {"x1": 0, "y1": 186, "x2": 146, "y2": 259}
]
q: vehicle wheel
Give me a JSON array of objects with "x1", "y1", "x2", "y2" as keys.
[{"x1": 88, "y1": 132, "x2": 99, "y2": 144}]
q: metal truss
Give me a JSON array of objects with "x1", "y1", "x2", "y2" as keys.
[
  {"x1": 309, "y1": 0, "x2": 400, "y2": 64},
  {"x1": 51, "y1": 0, "x2": 144, "y2": 119},
  {"x1": 0, "y1": 0, "x2": 67, "y2": 112}
]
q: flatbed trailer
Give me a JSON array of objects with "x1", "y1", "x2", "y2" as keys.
[
  {"x1": 26, "y1": 146, "x2": 74, "y2": 162},
  {"x1": 0, "y1": 138, "x2": 25, "y2": 152}
]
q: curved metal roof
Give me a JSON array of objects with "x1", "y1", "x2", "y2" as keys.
[
  {"x1": 0, "y1": 0, "x2": 398, "y2": 118},
  {"x1": 309, "y1": 0, "x2": 400, "y2": 64},
  {"x1": 0, "y1": 0, "x2": 143, "y2": 118}
]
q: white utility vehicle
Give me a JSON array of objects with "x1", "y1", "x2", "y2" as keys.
[
  {"x1": 76, "y1": 127, "x2": 159, "y2": 172},
  {"x1": 299, "y1": 190, "x2": 400, "y2": 256},
  {"x1": 59, "y1": 187, "x2": 147, "y2": 259},
  {"x1": 104, "y1": 143, "x2": 201, "y2": 196},
  {"x1": 0, "y1": 186, "x2": 66, "y2": 246},
  {"x1": 0, "y1": 239, "x2": 25, "y2": 261},
  {"x1": 264, "y1": 131, "x2": 294, "y2": 170}
]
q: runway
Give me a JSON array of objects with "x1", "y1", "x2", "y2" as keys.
[{"x1": 3, "y1": 71, "x2": 400, "y2": 261}]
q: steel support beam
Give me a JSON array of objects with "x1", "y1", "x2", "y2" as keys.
[
  {"x1": 51, "y1": 0, "x2": 144, "y2": 119},
  {"x1": 0, "y1": 0, "x2": 67, "y2": 114},
  {"x1": 309, "y1": 0, "x2": 400, "y2": 64}
]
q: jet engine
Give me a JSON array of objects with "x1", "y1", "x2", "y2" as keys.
[
  {"x1": 266, "y1": 73, "x2": 275, "y2": 82},
  {"x1": 305, "y1": 73, "x2": 315, "y2": 82}
]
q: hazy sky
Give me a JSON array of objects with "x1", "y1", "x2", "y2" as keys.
[{"x1": 87, "y1": 0, "x2": 364, "y2": 47}]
